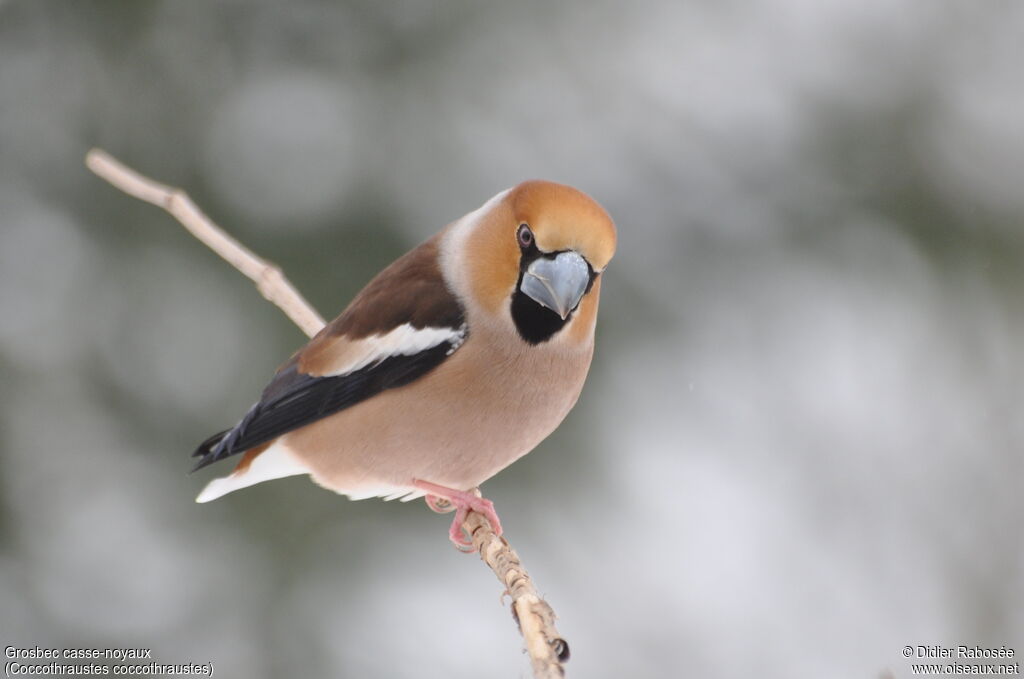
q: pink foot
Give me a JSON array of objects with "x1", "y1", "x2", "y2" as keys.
[{"x1": 413, "y1": 479, "x2": 503, "y2": 552}]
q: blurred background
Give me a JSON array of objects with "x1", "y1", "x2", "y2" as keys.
[{"x1": 2, "y1": 1, "x2": 1022, "y2": 677}]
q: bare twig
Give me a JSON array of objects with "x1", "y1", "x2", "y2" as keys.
[
  {"x1": 86, "y1": 148, "x2": 567, "y2": 678},
  {"x1": 465, "y1": 511, "x2": 569, "y2": 678},
  {"x1": 85, "y1": 149, "x2": 326, "y2": 337}
]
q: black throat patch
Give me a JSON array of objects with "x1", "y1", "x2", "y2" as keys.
[
  {"x1": 510, "y1": 288, "x2": 569, "y2": 345},
  {"x1": 510, "y1": 246, "x2": 595, "y2": 345}
]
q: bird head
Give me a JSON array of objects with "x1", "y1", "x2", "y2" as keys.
[{"x1": 446, "y1": 180, "x2": 617, "y2": 345}]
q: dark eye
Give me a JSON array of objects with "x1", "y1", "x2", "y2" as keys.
[{"x1": 517, "y1": 224, "x2": 533, "y2": 249}]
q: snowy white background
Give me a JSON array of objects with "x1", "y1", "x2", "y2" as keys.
[{"x1": 1, "y1": 1, "x2": 1022, "y2": 677}]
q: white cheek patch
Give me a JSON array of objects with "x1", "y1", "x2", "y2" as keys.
[
  {"x1": 440, "y1": 188, "x2": 511, "y2": 306},
  {"x1": 323, "y1": 323, "x2": 467, "y2": 377}
]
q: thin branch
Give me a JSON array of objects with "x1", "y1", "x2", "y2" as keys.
[
  {"x1": 85, "y1": 149, "x2": 326, "y2": 337},
  {"x1": 465, "y1": 511, "x2": 569, "y2": 678},
  {"x1": 86, "y1": 148, "x2": 568, "y2": 678}
]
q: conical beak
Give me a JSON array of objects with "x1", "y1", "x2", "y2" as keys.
[{"x1": 520, "y1": 251, "x2": 590, "y2": 320}]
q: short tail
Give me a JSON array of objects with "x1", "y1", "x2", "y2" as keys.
[
  {"x1": 190, "y1": 429, "x2": 232, "y2": 472},
  {"x1": 194, "y1": 439, "x2": 310, "y2": 503}
]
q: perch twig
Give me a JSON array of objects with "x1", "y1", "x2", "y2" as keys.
[
  {"x1": 85, "y1": 148, "x2": 568, "y2": 678},
  {"x1": 85, "y1": 149, "x2": 325, "y2": 337}
]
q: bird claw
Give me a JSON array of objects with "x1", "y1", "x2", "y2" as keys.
[
  {"x1": 425, "y1": 494, "x2": 454, "y2": 514},
  {"x1": 414, "y1": 480, "x2": 504, "y2": 553},
  {"x1": 449, "y1": 508, "x2": 476, "y2": 552}
]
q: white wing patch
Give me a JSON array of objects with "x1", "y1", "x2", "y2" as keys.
[{"x1": 323, "y1": 323, "x2": 467, "y2": 377}]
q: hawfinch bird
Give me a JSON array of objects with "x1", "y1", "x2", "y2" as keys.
[{"x1": 192, "y1": 180, "x2": 616, "y2": 548}]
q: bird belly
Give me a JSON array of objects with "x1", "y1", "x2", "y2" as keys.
[{"x1": 283, "y1": 337, "x2": 593, "y2": 498}]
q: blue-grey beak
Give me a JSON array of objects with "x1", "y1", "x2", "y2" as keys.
[{"x1": 520, "y1": 251, "x2": 590, "y2": 320}]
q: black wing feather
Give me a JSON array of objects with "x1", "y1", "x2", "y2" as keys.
[{"x1": 191, "y1": 341, "x2": 457, "y2": 471}]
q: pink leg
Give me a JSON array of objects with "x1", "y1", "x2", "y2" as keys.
[{"x1": 413, "y1": 479, "x2": 503, "y2": 551}]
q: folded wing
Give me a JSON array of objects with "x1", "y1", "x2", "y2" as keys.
[{"x1": 191, "y1": 234, "x2": 467, "y2": 471}]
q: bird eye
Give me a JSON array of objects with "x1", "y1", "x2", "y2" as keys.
[{"x1": 517, "y1": 224, "x2": 534, "y2": 249}]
